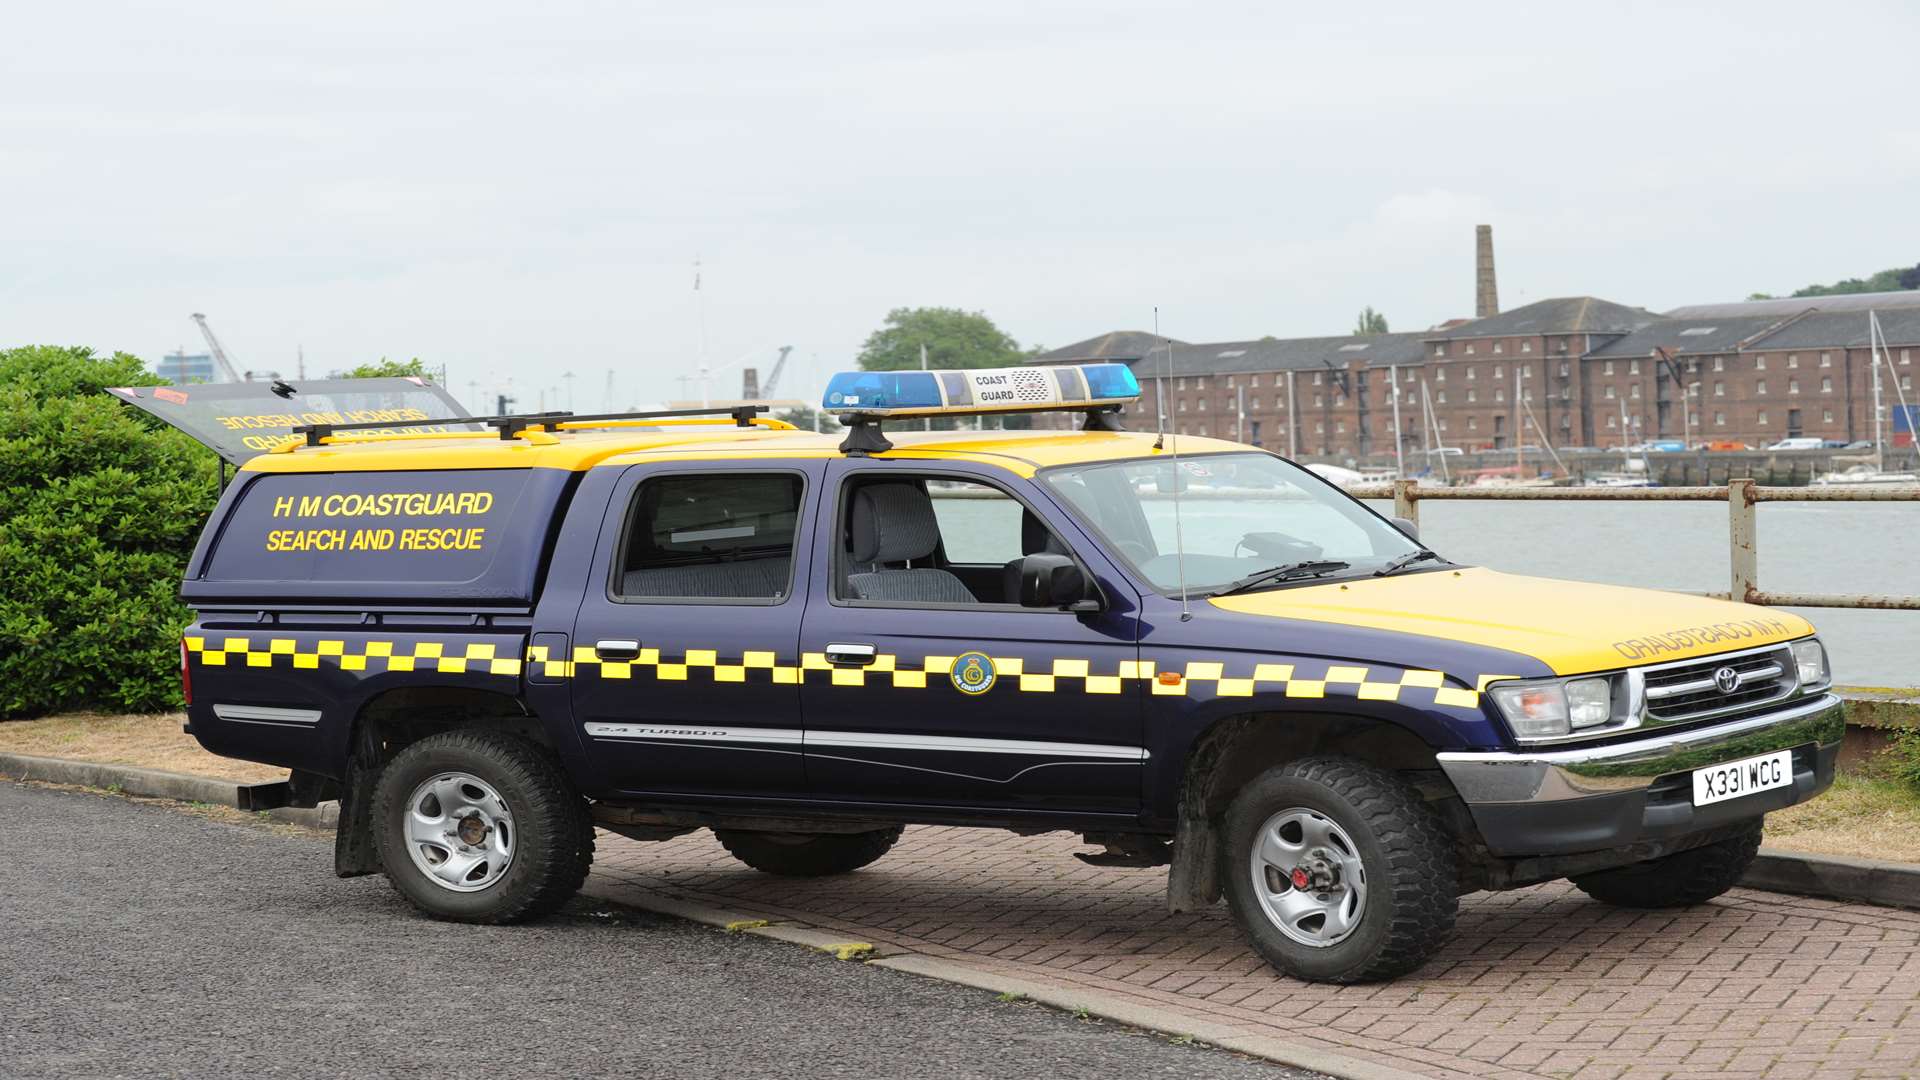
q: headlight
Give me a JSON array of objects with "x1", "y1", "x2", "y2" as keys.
[
  {"x1": 1790, "y1": 638, "x2": 1829, "y2": 690},
  {"x1": 1488, "y1": 675, "x2": 1620, "y2": 742}
]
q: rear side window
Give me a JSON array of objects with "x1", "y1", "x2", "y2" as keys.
[
  {"x1": 614, "y1": 473, "x2": 803, "y2": 601},
  {"x1": 202, "y1": 469, "x2": 539, "y2": 589}
]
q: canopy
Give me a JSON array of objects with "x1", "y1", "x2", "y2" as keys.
[{"x1": 107, "y1": 378, "x2": 475, "y2": 465}]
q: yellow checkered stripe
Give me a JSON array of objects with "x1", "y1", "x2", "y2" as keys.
[
  {"x1": 186, "y1": 637, "x2": 1491, "y2": 709},
  {"x1": 185, "y1": 636, "x2": 524, "y2": 677}
]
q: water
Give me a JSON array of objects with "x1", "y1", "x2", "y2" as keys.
[
  {"x1": 1362, "y1": 500, "x2": 1920, "y2": 687},
  {"x1": 933, "y1": 490, "x2": 1920, "y2": 686}
]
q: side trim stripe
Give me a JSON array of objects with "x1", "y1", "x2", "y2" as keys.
[
  {"x1": 212, "y1": 703, "x2": 322, "y2": 726},
  {"x1": 583, "y1": 724, "x2": 1147, "y2": 760}
]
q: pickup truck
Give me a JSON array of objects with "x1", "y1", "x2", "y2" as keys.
[{"x1": 149, "y1": 364, "x2": 1844, "y2": 984}]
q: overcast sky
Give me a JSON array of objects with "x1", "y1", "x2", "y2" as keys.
[{"x1": 6, "y1": 1, "x2": 1917, "y2": 412}]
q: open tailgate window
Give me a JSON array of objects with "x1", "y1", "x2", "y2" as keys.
[{"x1": 106, "y1": 378, "x2": 476, "y2": 465}]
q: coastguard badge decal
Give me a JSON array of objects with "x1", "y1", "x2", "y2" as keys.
[{"x1": 950, "y1": 652, "x2": 997, "y2": 695}]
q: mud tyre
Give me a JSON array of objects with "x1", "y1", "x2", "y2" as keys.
[
  {"x1": 1221, "y1": 757, "x2": 1458, "y2": 984},
  {"x1": 715, "y1": 826, "x2": 905, "y2": 877},
  {"x1": 372, "y1": 729, "x2": 594, "y2": 923},
  {"x1": 1570, "y1": 822, "x2": 1762, "y2": 908}
]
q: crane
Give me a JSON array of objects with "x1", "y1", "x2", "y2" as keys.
[
  {"x1": 760, "y1": 345, "x2": 793, "y2": 398},
  {"x1": 190, "y1": 313, "x2": 245, "y2": 383}
]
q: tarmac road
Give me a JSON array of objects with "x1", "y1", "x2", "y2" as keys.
[{"x1": 0, "y1": 782, "x2": 1315, "y2": 1080}]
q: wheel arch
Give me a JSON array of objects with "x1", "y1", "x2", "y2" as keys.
[{"x1": 1165, "y1": 707, "x2": 1461, "y2": 913}]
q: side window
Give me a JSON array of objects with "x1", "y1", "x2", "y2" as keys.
[
  {"x1": 614, "y1": 473, "x2": 802, "y2": 602},
  {"x1": 925, "y1": 478, "x2": 1026, "y2": 564},
  {"x1": 839, "y1": 474, "x2": 1072, "y2": 606}
]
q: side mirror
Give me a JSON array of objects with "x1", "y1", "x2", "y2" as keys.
[
  {"x1": 1016, "y1": 553, "x2": 1097, "y2": 611},
  {"x1": 1391, "y1": 516, "x2": 1419, "y2": 541}
]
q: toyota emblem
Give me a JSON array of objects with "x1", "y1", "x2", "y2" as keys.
[{"x1": 1712, "y1": 666, "x2": 1740, "y2": 694}]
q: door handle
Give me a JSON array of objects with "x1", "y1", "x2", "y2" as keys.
[
  {"x1": 824, "y1": 642, "x2": 878, "y2": 667},
  {"x1": 595, "y1": 639, "x2": 642, "y2": 661}
]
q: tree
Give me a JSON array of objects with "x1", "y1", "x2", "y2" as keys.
[
  {"x1": 856, "y1": 308, "x2": 1024, "y2": 372},
  {"x1": 1752, "y1": 264, "x2": 1920, "y2": 300},
  {"x1": 340, "y1": 357, "x2": 430, "y2": 379},
  {"x1": 0, "y1": 346, "x2": 219, "y2": 715},
  {"x1": 1353, "y1": 307, "x2": 1390, "y2": 336}
]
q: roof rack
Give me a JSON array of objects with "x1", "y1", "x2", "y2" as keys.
[{"x1": 292, "y1": 405, "x2": 768, "y2": 448}]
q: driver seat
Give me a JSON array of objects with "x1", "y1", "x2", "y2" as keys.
[{"x1": 845, "y1": 483, "x2": 976, "y2": 604}]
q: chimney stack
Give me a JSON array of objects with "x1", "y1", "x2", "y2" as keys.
[{"x1": 1475, "y1": 224, "x2": 1499, "y2": 318}]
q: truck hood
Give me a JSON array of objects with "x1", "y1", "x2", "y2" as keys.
[{"x1": 1208, "y1": 567, "x2": 1813, "y2": 676}]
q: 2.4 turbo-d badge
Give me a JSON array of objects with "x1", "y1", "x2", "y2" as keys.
[{"x1": 950, "y1": 652, "x2": 997, "y2": 695}]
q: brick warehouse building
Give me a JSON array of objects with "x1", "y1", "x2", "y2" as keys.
[{"x1": 1034, "y1": 291, "x2": 1920, "y2": 459}]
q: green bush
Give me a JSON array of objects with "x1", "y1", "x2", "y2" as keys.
[
  {"x1": 0, "y1": 346, "x2": 218, "y2": 716},
  {"x1": 1892, "y1": 728, "x2": 1920, "y2": 793}
]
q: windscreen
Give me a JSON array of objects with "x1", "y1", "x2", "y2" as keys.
[
  {"x1": 1040, "y1": 452, "x2": 1423, "y2": 593},
  {"x1": 106, "y1": 378, "x2": 475, "y2": 465}
]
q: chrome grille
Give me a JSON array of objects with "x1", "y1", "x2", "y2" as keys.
[{"x1": 1641, "y1": 645, "x2": 1796, "y2": 724}]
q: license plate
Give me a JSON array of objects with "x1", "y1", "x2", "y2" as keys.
[{"x1": 1692, "y1": 749, "x2": 1794, "y2": 807}]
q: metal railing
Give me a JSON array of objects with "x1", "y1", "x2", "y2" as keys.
[{"x1": 1347, "y1": 479, "x2": 1920, "y2": 611}]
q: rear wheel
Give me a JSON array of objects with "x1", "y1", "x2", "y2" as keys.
[
  {"x1": 1220, "y1": 757, "x2": 1458, "y2": 984},
  {"x1": 372, "y1": 729, "x2": 594, "y2": 923},
  {"x1": 715, "y1": 826, "x2": 904, "y2": 877},
  {"x1": 1570, "y1": 822, "x2": 1762, "y2": 908}
]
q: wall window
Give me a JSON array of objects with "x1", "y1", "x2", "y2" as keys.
[
  {"x1": 1433, "y1": 345, "x2": 1444, "y2": 357},
  {"x1": 1715, "y1": 411, "x2": 1726, "y2": 427},
  {"x1": 1251, "y1": 374, "x2": 1262, "y2": 387},
  {"x1": 1466, "y1": 367, "x2": 1477, "y2": 381},
  {"x1": 1559, "y1": 362, "x2": 1569, "y2": 376},
  {"x1": 1713, "y1": 356, "x2": 1724, "y2": 372},
  {"x1": 1437, "y1": 390, "x2": 1448, "y2": 404},
  {"x1": 1438, "y1": 419, "x2": 1448, "y2": 431},
  {"x1": 1606, "y1": 415, "x2": 1617, "y2": 429},
  {"x1": 1197, "y1": 425, "x2": 1207, "y2": 437},
  {"x1": 1493, "y1": 342, "x2": 1504, "y2": 354},
  {"x1": 1197, "y1": 377, "x2": 1208, "y2": 389},
  {"x1": 1336, "y1": 421, "x2": 1346, "y2": 434},
  {"x1": 1197, "y1": 398, "x2": 1207, "y2": 411},
  {"x1": 1757, "y1": 380, "x2": 1768, "y2": 395},
  {"x1": 1312, "y1": 372, "x2": 1322, "y2": 385},
  {"x1": 1788, "y1": 378, "x2": 1800, "y2": 395},
  {"x1": 1756, "y1": 355, "x2": 1767, "y2": 370},
  {"x1": 1493, "y1": 364, "x2": 1504, "y2": 378},
  {"x1": 1823, "y1": 409, "x2": 1834, "y2": 423},
  {"x1": 1787, "y1": 354, "x2": 1799, "y2": 368},
  {"x1": 1406, "y1": 369, "x2": 1417, "y2": 383},
  {"x1": 1467, "y1": 389, "x2": 1477, "y2": 403},
  {"x1": 1630, "y1": 384, "x2": 1641, "y2": 399},
  {"x1": 1250, "y1": 397, "x2": 1260, "y2": 410},
  {"x1": 1226, "y1": 375, "x2": 1236, "y2": 388},
  {"x1": 1495, "y1": 389, "x2": 1506, "y2": 402},
  {"x1": 1820, "y1": 352, "x2": 1832, "y2": 368},
  {"x1": 1902, "y1": 349, "x2": 1911, "y2": 365},
  {"x1": 1177, "y1": 400, "x2": 1187, "y2": 412},
  {"x1": 1821, "y1": 377, "x2": 1833, "y2": 393},
  {"x1": 1629, "y1": 359, "x2": 1640, "y2": 374},
  {"x1": 1465, "y1": 344, "x2": 1476, "y2": 355},
  {"x1": 1314, "y1": 394, "x2": 1323, "y2": 407},
  {"x1": 1604, "y1": 360, "x2": 1615, "y2": 375},
  {"x1": 1522, "y1": 341, "x2": 1533, "y2": 353},
  {"x1": 1435, "y1": 368, "x2": 1447, "y2": 382},
  {"x1": 1177, "y1": 377, "x2": 1187, "y2": 390},
  {"x1": 1758, "y1": 410, "x2": 1770, "y2": 426},
  {"x1": 1905, "y1": 375, "x2": 1914, "y2": 392},
  {"x1": 1604, "y1": 386, "x2": 1615, "y2": 399},
  {"x1": 1315, "y1": 421, "x2": 1324, "y2": 434},
  {"x1": 1469, "y1": 416, "x2": 1478, "y2": 430},
  {"x1": 1715, "y1": 381, "x2": 1726, "y2": 397}
]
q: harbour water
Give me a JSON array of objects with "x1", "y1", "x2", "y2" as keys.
[{"x1": 1363, "y1": 499, "x2": 1920, "y2": 687}]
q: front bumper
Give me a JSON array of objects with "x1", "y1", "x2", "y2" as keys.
[{"x1": 1437, "y1": 693, "x2": 1845, "y2": 857}]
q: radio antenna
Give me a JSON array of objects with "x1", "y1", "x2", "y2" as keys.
[{"x1": 1156, "y1": 307, "x2": 1191, "y2": 622}]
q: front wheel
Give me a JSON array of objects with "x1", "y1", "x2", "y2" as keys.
[
  {"x1": 1570, "y1": 822, "x2": 1761, "y2": 908},
  {"x1": 372, "y1": 729, "x2": 594, "y2": 923},
  {"x1": 715, "y1": 826, "x2": 904, "y2": 877},
  {"x1": 1221, "y1": 757, "x2": 1458, "y2": 984}
]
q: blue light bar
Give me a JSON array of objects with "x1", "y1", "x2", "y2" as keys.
[{"x1": 822, "y1": 363, "x2": 1140, "y2": 418}]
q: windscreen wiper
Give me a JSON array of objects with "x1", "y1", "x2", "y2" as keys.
[
  {"x1": 1373, "y1": 550, "x2": 1444, "y2": 577},
  {"x1": 1209, "y1": 560, "x2": 1351, "y2": 597}
]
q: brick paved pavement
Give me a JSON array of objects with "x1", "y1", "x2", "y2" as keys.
[{"x1": 590, "y1": 826, "x2": 1920, "y2": 1080}]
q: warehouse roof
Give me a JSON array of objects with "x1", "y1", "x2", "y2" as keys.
[
  {"x1": 1665, "y1": 290, "x2": 1920, "y2": 319},
  {"x1": 1426, "y1": 296, "x2": 1660, "y2": 341}
]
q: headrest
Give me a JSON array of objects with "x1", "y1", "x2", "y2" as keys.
[
  {"x1": 1022, "y1": 511, "x2": 1065, "y2": 556},
  {"x1": 849, "y1": 483, "x2": 943, "y2": 564}
]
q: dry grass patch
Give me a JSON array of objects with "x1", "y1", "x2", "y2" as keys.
[
  {"x1": 0, "y1": 712, "x2": 284, "y2": 784},
  {"x1": 1765, "y1": 774, "x2": 1920, "y2": 863}
]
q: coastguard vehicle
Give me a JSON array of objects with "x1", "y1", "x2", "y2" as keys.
[{"x1": 148, "y1": 365, "x2": 1843, "y2": 983}]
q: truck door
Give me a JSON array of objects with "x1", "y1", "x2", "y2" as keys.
[
  {"x1": 570, "y1": 460, "x2": 820, "y2": 798},
  {"x1": 796, "y1": 460, "x2": 1145, "y2": 813}
]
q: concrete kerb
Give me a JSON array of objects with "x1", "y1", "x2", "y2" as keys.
[
  {"x1": 1747, "y1": 848, "x2": 1920, "y2": 911},
  {"x1": 0, "y1": 752, "x2": 338, "y2": 829}
]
